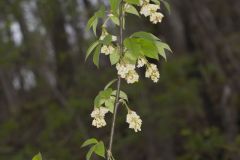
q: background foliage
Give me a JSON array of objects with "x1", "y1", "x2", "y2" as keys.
[{"x1": 0, "y1": 0, "x2": 240, "y2": 160}]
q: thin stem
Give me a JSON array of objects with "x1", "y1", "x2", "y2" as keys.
[{"x1": 107, "y1": 1, "x2": 124, "y2": 159}]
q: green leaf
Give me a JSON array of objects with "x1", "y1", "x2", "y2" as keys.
[
  {"x1": 125, "y1": 4, "x2": 139, "y2": 16},
  {"x1": 124, "y1": 0, "x2": 140, "y2": 5},
  {"x1": 151, "y1": 0, "x2": 160, "y2": 4},
  {"x1": 138, "y1": 38, "x2": 159, "y2": 59},
  {"x1": 110, "y1": 15, "x2": 120, "y2": 26},
  {"x1": 110, "y1": 0, "x2": 121, "y2": 12},
  {"x1": 94, "y1": 95, "x2": 106, "y2": 107},
  {"x1": 93, "y1": 45, "x2": 101, "y2": 67},
  {"x1": 105, "y1": 98, "x2": 115, "y2": 113},
  {"x1": 94, "y1": 88, "x2": 113, "y2": 107},
  {"x1": 101, "y1": 88, "x2": 113, "y2": 99},
  {"x1": 86, "y1": 145, "x2": 96, "y2": 160},
  {"x1": 131, "y1": 31, "x2": 160, "y2": 41},
  {"x1": 123, "y1": 51, "x2": 138, "y2": 64},
  {"x1": 124, "y1": 38, "x2": 142, "y2": 57},
  {"x1": 111, "y1": 90, "x2": 128, "y2": 101},
  {"x1": 92, "y1": 19, "x2": 98, "y2": 36},
  {"x1": 94, "y1": 141, "x2": 105, "y2": 158},
  {"x1": 95, "y1": 5, "x2": 106, "y2": 18},
  {"x1": 100, "y1": 35, "x2": 113, "y2": 45},
  {"x1": 86, "y1": 16, "x2": 96, "y2": 31},
  {"x1": 86, "y1": 41, "x2": 100, "y2": 61},
  {"x1": 155, "y1": 41, "x2": 172, "y2": 60},
  {"x1": 32, "y1": 153, "x2": 42, "y2": 160},
  {"x1": 161, "y1": 42, "x2": 172, "y2": 52},
  {"x1": 156, "y1": 46, "x2": 166, "y2": 60},
  {"x1": 86, "y1": 6, "x2": 105, "y2": 34},
  {"x1": 81, "y1": 138, "x2": 98, "y2": 148},
  {"x1": 160, "y1": 0, "x2": 171, "y2": 14},
  {"x1": 104, "y1": 79, "x2": 118, "y2": 90},
  {"x1": 110, "y1": 50, "x2": 120, "y2": 65}
]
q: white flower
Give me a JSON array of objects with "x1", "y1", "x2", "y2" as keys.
[
  {"x1": 101, "y1": 45, "x2": 108, "y2": 54},
  {"x1": 140, "y1": 0, "x2": 150, "y2": 6},
  {"x1": 145, "y1": 64, "x2": 160, "y2": 82},
  {"x1": 150, "y1": 12, "x2": 164, "y2": 24},
  {"x1": 108, "y1": 14, "x2": 114, "y2": 17},
  {"x1": 99, "y1": 30, "x2": 108, "y2": 40},
  {"x1": 116, "y1": 63, "x2": 139, "y2": 84},
  {"x1": 91, "y1": 107, "x2": 109, "y2": 128},
  {"x1": 116, "y1": 63, "x2": 135, "y2": 78},
  {"x1": 100, "y1": 35, "x2": 106, "y2": 41},
  {"x1": 112, "y1": 35, "x2": 117, "y2": 41},
  {"x1": 101, "y1": 45, "x2": 115, "y2": 55},
  {"x1": 137, "y1": 58, "x2": 147, "y2": 68},
  {"x1": 140, "y1": 5, "x2": 151, "y2": 17},
  {"x1": 140, "y1": 4, "x2": 160, "y2": 17},
  {"x1": 125, "y1": 70, "x2": 139, "y2": 84},
  {"x1": 126, "y1": 111, "x2": 142, "y2": 132}
]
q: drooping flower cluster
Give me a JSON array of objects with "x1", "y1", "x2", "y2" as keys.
[
  {"x1": 126, "y1": 111, "x2": 142, "y2": 132},
  {"x1": 91, "y1": 107, "x2": 109, "y2": 128},
  {"x1": 145, "y1": 64, "x2": 160, "y2": 83},
  {"x1": 137, "y1": 57, "x2": 147, "y2": 68},
  {"x1": 139, "y1": 0, "x2": 164, "y2": 24},
  {"x1": 101, "y1": 45, "x2": 115, "y2": 55},
  {"x1": 116, "y1": 59, "x2": 160, "y2": 83},
  {"x1": 116, "y1": 63, "x2": 139, "y2": 84}
]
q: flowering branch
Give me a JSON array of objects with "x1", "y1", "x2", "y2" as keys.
[
  {"x1": 107, "y1": 1, "x2": 124, "y2": 159},
  {"x1": 82, "y1": 0, "x2": 172, "y2": 159}
]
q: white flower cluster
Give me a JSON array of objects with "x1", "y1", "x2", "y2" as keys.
[
  {"x1": 91, "y1": 107, "x2": 109, "y2": 128},
  {"x1": 139, "y1": 0, "x2": 164, "y2": 24},
  {"x1": 116, "y1": 63, "x2": 139, "y2": 84},
  {"x1": 101, "y1": 45, "x2": 115, "y2": 55},
  {"x1": 145, "y1": 64, "x2": 160, "y2": 83},
  {"x1": 137, "y1": 57, "x2": 147, "y2": 68},
  {"x1": 126, "y1": 111, "x2": 142, "y2": 132}
]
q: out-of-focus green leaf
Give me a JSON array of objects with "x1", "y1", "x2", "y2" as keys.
[
  {"x1": 85, "y1": 41, "x2": 100, "y2": 60},
  {"x1": 112, "y1": 90, "x2": 128, "y2": 101},
  {"x1": 95, "y1": 5, "x2": 106, "y2": 17},
  {"x1": 151, "y1": 0, "x2": 160, "y2": 5},
  {"x1": 92, "y1": 19, "x2": 98, "y2": 36},
  {"x1": 125, "y1": 4, "x2": 139, "y2": 16},
  {"x1": 86, "y1": 145, "x2": 96, "y2": 160},
  {"x1": 160, "y1": 0, "x2": 171, "y2": 14},
  {"x1": 93, "y1": 45, "x2": 101, "y2": 67},
  {"x1": 124, "y1": 0, "x2": 140, "y2": 5},
  {"x1": 123, "y1": 51, "x2": 138, "y2": 63},
  {"x1": 94, "y1": 88, "x2": 113, "y2": 107},
  {"x1": 110, "y1": 15, "x2": 120, "y2": 26},
  {"x1": 94, "y1": 141, "x2": 105, "y2": 158},
  {"x1": 104, "y1": 79, "x2": 118, "y2": 90},
  {"x1": 105, "y1": 98, "x2": 115, "y2": 113},
  {"x1": 100, "y1": 35, "x2": 113, "y2": 45},
  {"x1": 86, "y1": 5, "x2": 106, "y2": 34},
  {"x1": 81, "y1": 138, "x2": 98, "y2": 148},
  {"x1": 32, "y1": 153, "x2": 42, "y2": 160},
  {"x1": 138, "y1": 38, "x2": 159, "y2": 59},
  {"x1": 124, "y1": 38, "x2": 142, "y2": 57},
  {"x1": 86, "y1": 15, "x2": 96, "y2": 31},
  {"x1": 131, "y1": 31, "x2": 160, "y2": 41},
  {"x1": 155, "y1": 41, "x2": 172, "y2": 60},
  {"x1": 110, "y1": 0, "x2": 121, "y2": 12},
  {"x1": 110, "y1": 50, "x2": 120, "y2": 65}
]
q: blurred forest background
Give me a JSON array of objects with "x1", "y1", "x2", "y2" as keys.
[{"x1": 0, "y1": 0, "x2": 240, "y2": 160}]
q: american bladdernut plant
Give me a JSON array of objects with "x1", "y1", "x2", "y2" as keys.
[{"x1": 81, "y1": 0, "x2": 172, "y2": 159}]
